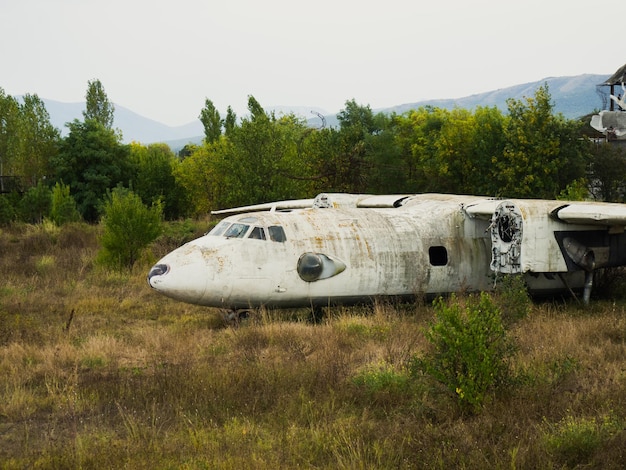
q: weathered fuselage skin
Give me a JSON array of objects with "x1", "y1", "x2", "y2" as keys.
[{"x1": 148, "y1": 193, "x2": 626, "y2": 309}]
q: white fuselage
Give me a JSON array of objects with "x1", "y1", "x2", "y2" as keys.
[{"x1": 148, "y1": 193, "x2": 626, "y2": 309}]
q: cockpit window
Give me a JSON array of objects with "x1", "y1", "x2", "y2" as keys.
[
  {"x1": 248, "y1": 227, "x2": 266, "y2": 240},
  {"x1": 268, "y1": 226, "x2": 286, "y2": 243},
  {"x1": 210, "y1": 221, "x2": 284, "y2": 241},
  {"x1": 224, "y1": 223, "x2": 249, "y2": 238},
  {"x1": 208, "y1": 221, "x2": 230, "y2": 236}
]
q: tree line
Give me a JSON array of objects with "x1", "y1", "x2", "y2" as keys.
[{"x1": 1, "y1": 79, "x2": 625, "y2": 226}]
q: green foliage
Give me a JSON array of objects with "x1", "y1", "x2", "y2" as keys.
[
  {"x1": 558, "y1": 177, "x2": 589, "y2": 201},
  {"x1": 588, "y1": 143, "x2": 626, "y2": 202},
  {"x1": 18, "y1": 180, "x2": 51, "y2": 224},
  {"x1": 179, "y1": 96, "x2": 312, "y2": 212},
  {"x1": 50, "y1": 182, "x2": 81, "y2": 225},
  {"x1": 174, "y1": 141, "x2": 226, "y2": 216},
  {"x1": 497, "y1": 84, "x2": 587, "y2": 198},
  {"x1": 331, "y1": 99, "x2": 378, "y2": 192},
  {"x1": 0, "y1": 88, "x2": 20, "y2": 168},
  {"x1": 14, "y1": 94, "x2": 59, "y2": 186},
  {"x1": 53, "y1": 119, "x2": 131, "y2": 222},
  {"x1": 151, "y1": 218, "x2": 206, "y2": 258},
  {"x1": 493, "y1": 274, "x2": 531, "y2": 325},
  {"x1": 98, "y1": 187, "x2": 163, "y2": 271},
  {"x1": 0, "y1": 90, "x2": 59, "y2": 190},
  {"x1": 414, "y1": 293, "x2": 515, "y2": 413},
  {"x1": 542, "y1": 413, "x2": 622, "y2": 467},
  {"x1": 352, "y1": 361, "x2": 409, "y2": 394},
  {"x1": 83, "y1": 79, "x2": 115, "y2": 129},
  {"x1": 199, "y1": 98, "x2": 222, "y2": 144},
  {"x1": 129, "y1": 143, "x2": 188, "y2": 220},
  {"x1": 2, "y1": 85, "x2": 610, "y2": 227},
  {"x1": 0, "y1": 194, "x2": 17, "y2": 225},
  {"x1": 224, "y1": 105, "x2": 237, "y2": 135}
]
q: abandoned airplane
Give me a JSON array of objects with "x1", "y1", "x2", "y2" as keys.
[{"x1": 147, "y1": 193, "x2": 626, "y2": 317}]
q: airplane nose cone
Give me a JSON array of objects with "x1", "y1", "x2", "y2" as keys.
[
  {"x1": 148, "y1": 249, "x2": 209, "y2": 304},
  {"x1": 148, "y1": 263, "x2": 169, "y2": 280}
]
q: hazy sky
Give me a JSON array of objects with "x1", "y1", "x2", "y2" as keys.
[{"x1": 1, "y1": 0, "x2": 622, "y2": 126}]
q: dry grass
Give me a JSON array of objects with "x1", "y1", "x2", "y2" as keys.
[{"x1": 1, "y1": 222, "x2": 626, "y2": 468}]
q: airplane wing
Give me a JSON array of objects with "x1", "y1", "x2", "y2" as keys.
[
  {"x1": 463, "y1": 199, "x2": 503, "y2": 220},
  {"x1": 356, "y1": 195, "x2": 412, "y2": 208},
  {"x1": 211, "y1": 199, "x2": 315, "y2": 216},
  {"x1": 211, "y1": 193, "x2": 414, "y2": 215},
  {"x1": 552, "y1": 203, "x2": 626, "y2": 226},
  {"x1": 463, "y1": 198, "x2": 626, "y2": 226}
]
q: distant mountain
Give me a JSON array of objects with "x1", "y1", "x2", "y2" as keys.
[
  {"x1": 35, "y1": 74, "x2": 612, "y2": 149},
  {"x1": 374, "y1": 74, "x2": 609, "y2": 119},
  {"x1": 41, "y1": 98, "x2": 204, "y2": 145}
]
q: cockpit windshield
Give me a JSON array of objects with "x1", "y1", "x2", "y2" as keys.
[
  {"x1": 208, "y1": 220, "x2": 286, "y2": 242},
  {"x1": 248, "y1": 227, "x2": 266, "y2": 240},
  {"x1": 208, "y1": 220, "x2": 231, "y2": 236},
  {"x1": 268, "y1": 226, "x2": 286, "y2": 242},
  {"x1": 224, "y1": 223, "x2": 249, "y2": 238}
]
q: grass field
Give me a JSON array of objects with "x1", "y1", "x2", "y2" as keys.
[{"x1": 1, "y1": 221, "x2": 626, "y2": 469}]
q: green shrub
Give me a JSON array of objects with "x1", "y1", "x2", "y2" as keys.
[
  {"x1": 97, "y1": 187, "x2": 163, "y2": 271},
  {"x1": 413, "y1": 292, "x2": 515, "y2": 413},
  {"x1": 352, "y1": 361, "x2": 409, "y2": 394},
  {"x1": 493, "y1": 274, "x2": 531, "y2": 325},
  {"x1": 50, "y1": 182, "x2": 81, "y2": 225},
  {"x1": 543, "y1": 414, "x2": 622, "y2": 467},
  {"x1": 18, "y1": 181, "x2": 51, "y2": 223},
  {"x1": 0, "y1": 194, "x2": 17, "y2": 225}
]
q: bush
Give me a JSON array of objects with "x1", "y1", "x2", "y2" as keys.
[
  {"x1": 97, "y1": 187, "x2": 163, "y2": 271},
  {"x1": 412, "y1": 292, "x2": 515, "y2": 413},
  {"x1": 0, "y1": 194, "x2": 17, "y2": 225},
  {"x1": 18, "y1": 181, "x2": 51, "y2": 223},
  {"x1": 50, "y1": 182, "x2": 81, "y2": 225},
  {"x1": 542, "y1": 414, "x2": 622, "y2": 467},
  {"x1": 493, "y1": 274, "x2": 531, "y2": 325}
]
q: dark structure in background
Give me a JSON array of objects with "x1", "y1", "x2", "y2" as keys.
[
  {"x1": 0, "y1": 176, "x2": 24, "y2": 194},
  {"x1": 601, "y1": 63, "x2": 626, "y2": 111},
  {"x1": 591, "y1": 62, "x2": 626, "y2": 145}
]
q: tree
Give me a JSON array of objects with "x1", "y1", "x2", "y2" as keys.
[
  {"x1": 392, "y1": 106, "x2": 448, "y2": 192},
  {"x1": 247, "y1": 95, "x2": 267, "y2": 122},
  {"x1": 321, "y1": 99, "x2": 378, "y2": 193},
  {"x1": 83, "y1": 79, "x2": 115, "y2": 129},
  {"x1": 15, "y1": 94, "x2": 60, "y2": 186},
  {"x1": 464, "y1": 106, "x2": 507, "y2": 195},
  {"x1": 588, "y1": 142, "x2": 626, "y2": 202},
  {"x1": 496, "y1": 85, "x2": 586, "y2": 198},
  {"x1": 129, "y1": 142, "x2": 188, "y2": 219},
  {"x1": 0, "y1": 89, "x2": 20, "y2": 186},
  {"x1": 53, "y1": 119, "x2": 131, "y2": 222},
  {"x1": 362, "y1": 112, "x2": 406, "y2": 193},
  {"x1": 431, "y1": 106, "x2": 505, "y2": 195},
  {"x1": 174, "y1": 140, "x2": 227, "y2": 216},
  {"x1": 220, "y1": 103, "x2": 308, "y2": 207},
  {"x1": 224, "y1": 106, "x2": 237, "y2": 136},
  {"x1": 98, "y1": 187, "x2": 162, "y2": 271},
  {"x1": 177, "y1": 96, "x2": 313, "y2": 212},
  {"x1": 199, "y1": 98, "x2": 222, "y2": 144},
  {"x1": 18, "y1": 180, "x2": 51, "y2": 224}
]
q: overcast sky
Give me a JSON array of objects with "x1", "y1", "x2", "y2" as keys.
[{"x1": 1, "y1": 0, "x2": 622, "y2": 126}]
